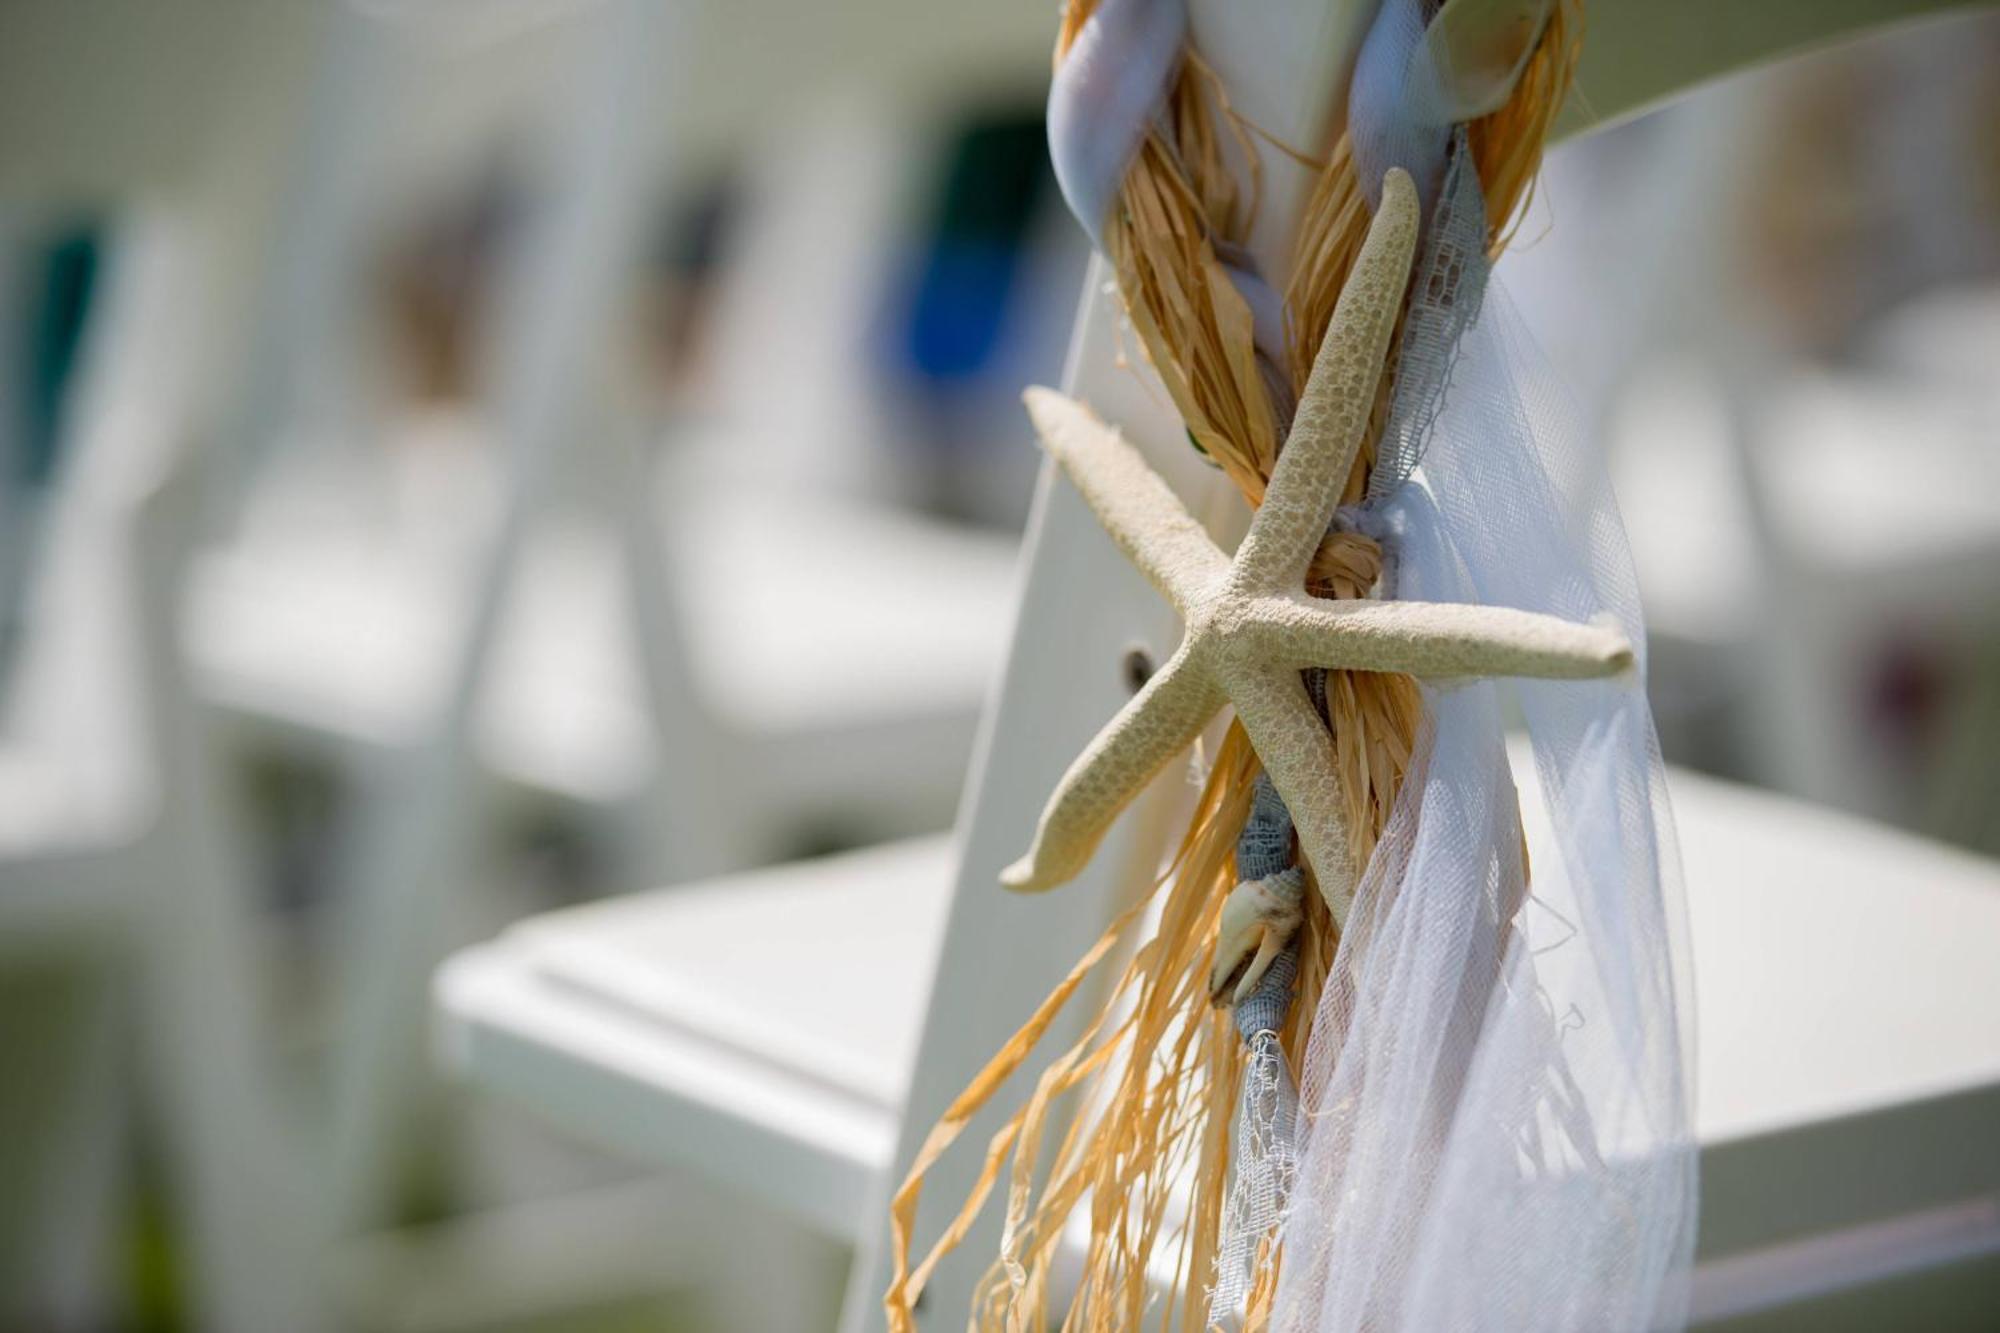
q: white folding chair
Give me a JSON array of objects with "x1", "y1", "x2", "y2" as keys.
[
  {"x1": 1518, "y1": 33, "x2": 2000, "y2": 833},
  {"x1": 313, "y1": 0, "x2": 1019, "y2": 1236},
  {"x1": 183, "y1": 0, "x2": 1021, "y2": 866},
  {"x1": 0, "y1": 219, "x2": 324, "y2": 1333},
  {"x1": 436, "y1": 0, "x2": 2000, "y2": 1326},
  {"x1": 0, "y1": 9, "x2": 338, "y2": 1325}
]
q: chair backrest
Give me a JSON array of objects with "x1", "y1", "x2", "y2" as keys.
[
  {"x1": 0, "y1": 0, "x2": 310, "y2": 757},
  {"x1": 3, "y1": 218, "x2": 201, "y2": 825},
  {"x1": 837, "y1": 0, "x2": 1953, "y2": 1325},
  {"x1": 218, "y1": 0, "x2": 728, "y2": 846},
  {"x1": 1550, "y1": 0, "x2": 1986, "y2": 141},
  {"x1": 318, "y1": 0, "x2": 721, "y2": 1232}
]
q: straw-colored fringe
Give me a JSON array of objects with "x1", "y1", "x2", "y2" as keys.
[{"x1": 886, "y1": 6, "x2": 1580, "y2": 1329}]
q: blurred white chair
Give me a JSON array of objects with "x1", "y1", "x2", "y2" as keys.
[
  {"x1": 309, "y1": 0, "x2": 1018, "y2": 1243},
  {"x1": 1608, "y1": 60, "x2": 2000, "y2": 837},
  {"x1": 0, "y1": 9, "x2": 330, "y2": 1328},
  {"x1": 0, "y1": 221, "x2": 322, "y2": 1333},
  {"x1": 182, "y1": 0, "x2": 1019, "y2": 870},
  {"x1": 1514, "y1": 54, "x2": 2000, "y2": 838}
]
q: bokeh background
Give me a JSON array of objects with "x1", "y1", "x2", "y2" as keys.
[{"x1": 2, "y1": 1, "x2": 1998, "y2": 1329}]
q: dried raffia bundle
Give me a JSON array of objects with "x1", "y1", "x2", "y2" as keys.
[{"x1": 887, "y1": 1, "x2": 1696, "y2": 1329}]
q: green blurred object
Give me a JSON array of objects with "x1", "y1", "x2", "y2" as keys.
[
  {"x1": 18, "y1": 224, "x2": 101, "y2": 488},
  {"x1": 125, "y1": 1150, "x2": 189, "y2": 1333}
]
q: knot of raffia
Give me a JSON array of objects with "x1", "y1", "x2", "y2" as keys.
[
  {"x1": 1307, "y1": 528, "x2": 1383, "y2": 602},
  {"x1": 1307, "y1": 503, "x2": 1396, "y2": 602}
]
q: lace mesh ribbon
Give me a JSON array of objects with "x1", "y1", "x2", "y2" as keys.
[
  {"x1": 1210, "y1": 775, "x2": 1304, "y2": 1325},
  {"x1": 1211, "y1": 987, "x2": 1303, "y2": 1325},
  {"x1": 1370, "y1": 125, "x2": 1488, "y2": 502},
  {"x1": 1271, "y1": 22, "x2": 1697, "y2": 1319},
  {"x1": 1268, "y1": 284, "x2": 1697, "y2": 1332}
]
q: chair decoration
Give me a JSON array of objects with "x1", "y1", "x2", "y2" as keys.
[{"x1": 889, "y1": 2, "x2": 1696, "y2": 1328}]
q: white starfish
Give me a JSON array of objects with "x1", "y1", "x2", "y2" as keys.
[{"x1": 1002, "y1": 168, "x2": 1632, "y2": 925}]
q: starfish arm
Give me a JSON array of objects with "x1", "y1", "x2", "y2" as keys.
[
  {"x1": 1024, "y1": 387, "x2": 1230, "y2": 613},
  {"x1": 1231, "y1": 167, "x2": 1421, "y2": 594},
  {"x1": 1254, "y1": 594, "x2": 1635, "y2": 680},
  {"x1": 1001, "y1": 644, "x2": 1224, "y2": 893},
  {"x1": 1226, "y1": 664, "x2": 1360, "y2": 925}
]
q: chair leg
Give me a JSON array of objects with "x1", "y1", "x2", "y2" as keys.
[
  {"x1": 134, "y1": 802, "x2": 329, "y2": 1333},
  {"x1": 324, "y1": 742, "x2": 488, "y2": 1233},
  {"x1": 0, "y1": 958, "x2": 126, "y2": 1332},
  {"x1": 41, "y1": 965, "x2": 129, "y2": 1333},
  {"x1": 702, "y1": 1192, "x2": 848, "y2": 1329}
]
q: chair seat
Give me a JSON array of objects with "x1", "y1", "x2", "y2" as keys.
[
  {"x1": 439, "y1": 835, "x2": 953, "y2": 1237},
  {"x1": 0, "y1": 744, "x2": 150, "y2": 954},
  {"x1": 1614, "y1": 363, "x2": 2000, "y2": 647},
  {"x1": 437, "y1": 759, "x2": 2000, "y2": 1282},
  {"x1": 188, "y1": 475, "x2": 1017, "y2": 813},
  {"x1": 0, "y1": 743, "x2": 145, "y2": 858}
]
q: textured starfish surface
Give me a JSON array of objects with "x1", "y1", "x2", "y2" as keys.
[{"x1": 1002, "y1": 168, "x2": 1632, "y2": 924}]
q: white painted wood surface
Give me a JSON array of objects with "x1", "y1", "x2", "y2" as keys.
[
  {"x1": 1550, "y1": 0, "x2": 1994, "y2": 142},
  {"x1": 441, "y1": 836, "x2": 953, "y2": 1239},
  {"x1": 438, "y1": 758, "x2": 2000, "y2": 1319}
]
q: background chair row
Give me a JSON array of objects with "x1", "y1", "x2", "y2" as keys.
[
  {"x1": 5, "y1": 0, "x2": 2000, "y2": 1328},
  {"x1": 2, "y1": 1, "x2": 1036, "y2": 1325}
]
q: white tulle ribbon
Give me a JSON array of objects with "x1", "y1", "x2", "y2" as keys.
[
  {"x1": 1269, "y1": 19, "x2": 1696, "y2": 1318},
  {"x1": 1267, "y1": 282, "x2": 1697, "y2": 1332},
  {"x1": 1351, "y1": 0, "x2": 1556, "y2": 212}
]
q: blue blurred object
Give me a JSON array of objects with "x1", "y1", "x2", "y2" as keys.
[{"x1": 897, "y1": 113, "x2": 1050, "y2": 384}]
